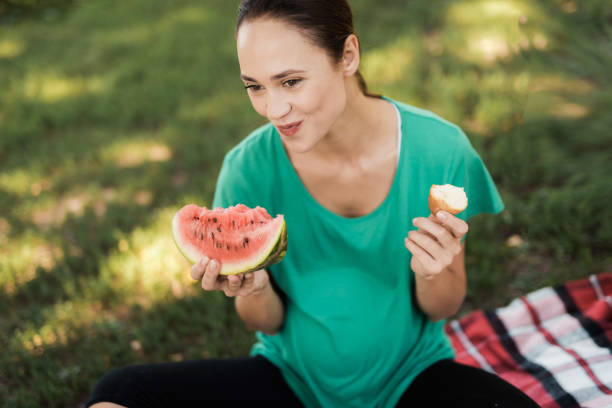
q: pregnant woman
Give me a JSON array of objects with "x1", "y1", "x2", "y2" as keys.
[{"x1": 87, "y1": 1, "x2": 539, "y2": 406}]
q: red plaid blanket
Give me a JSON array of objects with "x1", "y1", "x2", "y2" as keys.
[{"x1": 445, "y1": 273, "x2": 612, "y2": 408}]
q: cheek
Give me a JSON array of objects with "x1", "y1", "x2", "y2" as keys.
[
  {"x1": 249, "y1": 95, "x2": 267, "y2": 117},
  {"x1": 308, "y1": 79, "x2": 345, "y2": 124}
]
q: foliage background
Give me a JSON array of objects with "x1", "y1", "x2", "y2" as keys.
[{"x1": 1, "y1": 0, "x2": 610, "y2": 406}]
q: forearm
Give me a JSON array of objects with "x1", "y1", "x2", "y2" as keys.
[
  {"x1": 415, "y1": 263, "x2": 466, "y2": 322},
  {"x1": 235, "y1": 282, "x2": 285, "y2": 335}
]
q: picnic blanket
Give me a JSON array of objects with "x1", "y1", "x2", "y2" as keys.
[{"x1": 445, "y1": 273, "x2": 612, "y2": 408}]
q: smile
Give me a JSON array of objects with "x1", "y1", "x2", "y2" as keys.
[{"x1": 277, "y1": 120, "x2": 303, "y2": 136}]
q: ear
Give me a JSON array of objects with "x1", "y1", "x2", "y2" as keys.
[{"x1": 340, "y1": 34, "x2": 360, "y2": 76}]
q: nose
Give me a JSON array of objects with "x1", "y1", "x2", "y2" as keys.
[{"x1": 266, "y1": 92, "x2": 291, "y2": 120}]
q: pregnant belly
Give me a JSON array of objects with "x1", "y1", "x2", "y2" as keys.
[{"x1": 282, "y1": 296, "x2": 414, "y2": 393}]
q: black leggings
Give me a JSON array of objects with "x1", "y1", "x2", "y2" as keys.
[{"x1": 87, "y1": 356, "x2": 539, "y2": 407}]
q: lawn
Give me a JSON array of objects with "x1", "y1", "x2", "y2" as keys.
[{"x1": 1, "y1": 0, "x2": 610, "y2": 406}]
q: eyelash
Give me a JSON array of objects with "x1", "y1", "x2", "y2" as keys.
[{"x1": 244, "y1": 79, "x2": 302, "y2": 92}]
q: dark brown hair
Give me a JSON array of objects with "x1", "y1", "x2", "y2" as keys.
[{"x1": 236, "y1": 0, "x2": 380, "y2": 98}]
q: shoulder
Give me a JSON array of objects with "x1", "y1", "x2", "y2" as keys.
[{"x1": 389, "y1": 98, "x2": 473, "y2": 156}]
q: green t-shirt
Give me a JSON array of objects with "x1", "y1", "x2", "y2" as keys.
[{"x1": 212, "y1": 97, "x2": 504, "y2": 407}]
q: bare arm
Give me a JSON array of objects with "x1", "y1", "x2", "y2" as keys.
[
  {"x1": 414, "y1": 241, "x2": 466, "y2": 321},
  {"x1": 405, "y1": 211, "x2": 469, "y2": 321},
  {"x1": 235, "y1": 272, "x2": 285, "y2": 335}
]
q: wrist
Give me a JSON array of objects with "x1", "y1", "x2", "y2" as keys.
[{"x1": 239, "y1": 271, "x2": 271, "y2": 298}]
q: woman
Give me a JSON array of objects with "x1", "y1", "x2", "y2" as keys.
[{"x1": 88, "y1": 1, "x2": 539, "y2": 407}]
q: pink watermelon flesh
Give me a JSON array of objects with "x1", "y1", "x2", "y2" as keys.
[{"x1": 172, "y1": 204, "x2": 287, "y2": 275}]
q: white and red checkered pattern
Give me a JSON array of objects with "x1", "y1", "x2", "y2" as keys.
[{"x1": 445, "y1": 273, "x2": 612, "y2": 408}]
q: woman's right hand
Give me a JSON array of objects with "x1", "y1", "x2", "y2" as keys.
[{"x1": 190, "y1": 257, "x2": 270, "y2": 298}]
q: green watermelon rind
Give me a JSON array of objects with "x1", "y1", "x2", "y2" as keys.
[
  {"x1": 241, "y1": 222, "x2": 288, "y2": 274},
  {"x1": 172, "y1": 210, "x2": 287, "y2": 276}
]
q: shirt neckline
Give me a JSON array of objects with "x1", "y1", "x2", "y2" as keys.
[{"x1": 275, "y1": 96, "x2": 403, "y2": 224}]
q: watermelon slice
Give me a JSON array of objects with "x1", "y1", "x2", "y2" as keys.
[{"x1": 172, "y1": 204, "x2": 287, "y2": 275}]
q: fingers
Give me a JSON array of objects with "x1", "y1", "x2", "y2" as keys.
[
  {"x1": 433, "y1": 211, "x2": 469, "y2": 239},
  {"x1": 193, "y1": 258, "x2": 260, "y2": 297},
  {"x1": 404, "y1": 238, "x2": 437, "y2": 279},
  {"x1": 201, "y1": 259, "x2": 221, "y2": 291},
  {"x1": 226, "y1": 274, "x2": 244, "y2": 293},
  {"x1": 242, "y1": 272, "x2": 255, "y2": 292},
  {"x1": 190, "y1": 257, "x2": 210, "y2": 281},
  {"x1": 407, "y1": 229, "x2": 441, "y2": 260},
  {"x1": 414, "y1": 217, "x2": 454, "y2": 247}
]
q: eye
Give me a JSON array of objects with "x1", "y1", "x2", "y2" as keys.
[
  {"x1": 244, "y1": 84, "x2": 262, "y2": 92},
  {"x1": 283, "y1": 79, "x2": 302, "y2": 88}
]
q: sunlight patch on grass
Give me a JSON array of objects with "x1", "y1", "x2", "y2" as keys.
[
  {"x1": 27, "y1": 187, "x2": 115, "y2": 232},
  {"x1": 103, "y1": 140, "x2": 173, "y2": 168},
  {"x1": 361, "y1": 36, "x2": 416, "y2": 85},
  {"x1": 550, "y1": 101, "x2": 589, "y2": 119},
  {"x1": 446, "y1": 0, "x2": 526, "y2": 25},
  {"x1": 1, "y1": 238, "x2": 63, "y2": 295},
  {"x1": 523, "y1": 92, "x2": 591, "y2": 120},
  {"x1": 14, "y1": 299, "x2": 106, "y2": 355},
  {"x1": 560, "y1": 1, "x2": 578, "y2": 14},
  {"x1": 31, "y1": 192, "x2": 91, "y2": 230},
  {"x1": 0, "y1": 217, "x2": 10, "y2": 245},
  {"x1": 468, "y1": 33, "x2": 511, "y2": 63},
  {"x1": 531, "y1": 33, "x2": 549, "y2": 50},
  {"x1": 23, "y1": 73, "x2": 107, "y2": 103},
  {"x1": 12, "y1": 207, "x2": 197, "y2": 356},
  {"x1": 100, "y1": 206, "x2": 197, "y2": 307},
  {"x1": 0, "y1": 38, "x2": 25, "y2": 59},
  {"x1": 0, "y1": 169, "x2": 32, "y2": 196},
  {"x1": 444, "y1": 0, "x2": 534, "y2": 66},
  {"x1": 528, "y1": 74, "x2": 595, "y2": 95}
]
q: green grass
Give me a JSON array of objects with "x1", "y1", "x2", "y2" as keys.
[{"x1": 1, "y1": 0, "x2": 611, "y2": 406}]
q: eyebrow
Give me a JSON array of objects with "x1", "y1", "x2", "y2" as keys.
[{"x1": 240, "y1": 69, "x2": 306, "y2": 82}]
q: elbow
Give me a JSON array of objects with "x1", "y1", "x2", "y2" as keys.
[
  {"x1": 244, "y1": 319, "x2": 284, "y2": 335},
  {"x1": 427, "y1": 307, "x2": 460, "y2": 322},
  {"x1": 423, "y1": 292, "x2": 466, "y2": 322}
]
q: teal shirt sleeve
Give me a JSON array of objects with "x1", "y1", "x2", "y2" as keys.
[{"x1": 449, "y1": 128, "x2": 505, "y2": 222}]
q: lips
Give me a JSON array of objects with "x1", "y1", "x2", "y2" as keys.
[{"x1": 277, "y1": 120, "x2": 303, "y2": 137}]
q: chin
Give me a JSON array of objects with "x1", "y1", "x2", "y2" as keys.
[{"x1": 282, "y1": 137, "x2": 316, "y2": 155}]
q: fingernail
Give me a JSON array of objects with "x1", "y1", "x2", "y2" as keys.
[
  {"x1": 210, "y1": 259, "x2": 216, "y2": 269},
  {"x1": 437, "y1": 211, "x2": 446, "y2": 220}
]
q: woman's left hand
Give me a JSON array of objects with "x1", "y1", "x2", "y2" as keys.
[{"x1": 404, "y1": 211, "x2": 469, "y2": 280}]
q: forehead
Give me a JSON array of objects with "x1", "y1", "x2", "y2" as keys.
[{"x1": 236, "y1": 18, "x2": 333, "y2": 78}]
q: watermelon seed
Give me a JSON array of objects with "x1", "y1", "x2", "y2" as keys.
[
  {"x1": 251, "y1": 220, "x2": 254, "y2": 225},
  {"x1": 212, "y1": 217, "x2": 217, "y2": 223},
  {"x1": 232, "y1": 220, "x2": 235, "y2": 227},
  {"x1": 211, "y1": 232, "x2": 215, "y2": 240},
  {"x1": 200, "y1": 233, "x2": 204, "y2": 240},
  {"x1": 217, "y1": 226, "x2": 221, "y2": 233},
  {"x1": 226, "y1": 244, "x2": 230, "y2": 250}
]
